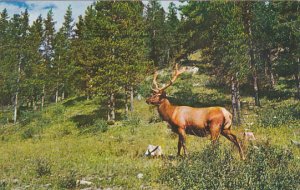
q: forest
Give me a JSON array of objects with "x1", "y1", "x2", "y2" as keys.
[{"x1": 0, "y1": 1, "x2": 299, "y2": 189}]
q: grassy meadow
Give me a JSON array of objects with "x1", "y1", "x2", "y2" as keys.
[{"x1": 0, "y1": 65, "x2": 300, "y2": 189}]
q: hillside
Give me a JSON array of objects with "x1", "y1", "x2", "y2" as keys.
[{"x1": 0, "y1": 65, "x2": 300, "y2": 189}]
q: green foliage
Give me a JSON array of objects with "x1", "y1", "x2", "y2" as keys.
[
  {"x1": 258, "y1": 103, "x2": 300, "y2": 128},
  {"x1": 90, "y1": 118, "x2": 108, "y2": 134},
  {"x1": 136, "y1": 80, "x2": 152, "y2": 98},
  {"x1": 34, "y1": 158, "x2": 51, "y2": 177},
  {"x1": 123, "y1": 113, "x2": 141, "y2": 135},
  {"x1": 21, "y1": 127, "x2": 35, "y2": 139},
  {"x1": 19, "y1": 111, "x2": 41, "y2": 126},
  {"x1": 52, "y1": 104, "x2": 66, "y2": 116},
  {"x1": 0, "y1": 180, "x2": 7, "y2": 190},
  {"x1": 58, "y1": 170, "x2": 77, "y2": 189},
  {"x1": 161, "y1": 143, "x2": 300, "y2": 190}
]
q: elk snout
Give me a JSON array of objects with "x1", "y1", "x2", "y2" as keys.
[{"x1": 146, "y1": 98, "x2": 151, "y2": 104}]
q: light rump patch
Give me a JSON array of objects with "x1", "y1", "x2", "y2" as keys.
[{"x1": 146, "y1": 64, "x2": 245, "y2": 160}]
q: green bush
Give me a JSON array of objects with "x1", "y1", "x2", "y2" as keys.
[
  {"x1": 137, "y1": 80, "x2": 152, "y2": 99},
  {"x1": 52, "y1": 105, "x2": 66, "y2": 116},
  {"x1": 123, "y1": 114, "x2": 141, "y2": 134},
  {"x1": 58, "y1": 170, "x2": 77, "y2": 189},
  {"x1": 21, "y1": 127, "x2": 35, "y2": 139},
  {"x1": 34, "y1": 158, "x2": 51, "y2": 177},
  {"x1": 258, "y1": 103, "x2": 300, "y2": 128},
  {"x1": 0, "y1": 180, "x2": 7, "y2": 190},
  {"x1": 19, "y1": 111, "x2": 42, "y2": 126},
  {"x1": 80, "y1": 119, "x2": 108, "y2": 134},
  {"x1": 161, "y1": 142, "x2": 299, "y2": 190},
  {"x1": 93, "y1": 119, "x2": 108, "y2": 133}
]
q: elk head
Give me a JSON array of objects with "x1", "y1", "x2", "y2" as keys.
[{"x1": 146, "y1": 64, "x2": 186, "y2": 105}]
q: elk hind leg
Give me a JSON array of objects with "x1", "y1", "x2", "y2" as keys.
[
  {"x1": 210, "y1": 122, "x2": 222, "y2": 145},
  {"x1": 177, "y1": 128, "x2": 188, "y2": 156},
  {"x1": 221, "y1": 129, "x2": 245, "y2": 160}
]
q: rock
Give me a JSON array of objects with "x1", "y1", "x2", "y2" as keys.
[
  {"x1": 291, "y1": 140, "x2": 300, "y2": 147},
  {"x1": 12, "y1": 179, "x2": 19, "y2": 184},
  {"x1": 144, "y1": 145, "x2": 163, "y2": 157},
  {"x1": 185, "y1": 66, "x2": 199, "y2": 74},
  {"x1": 137, "y1": 173, "x2": 143, "y2": 179},
  {"x1": 77, "y1": 180, "x2": 93, "y2": 186},
  {"x1": 137, "y1": 94, "x2": 142, "y2": 100},
  {"x1": 244, "y1": 132, "x2": 256, "y2": 141}
]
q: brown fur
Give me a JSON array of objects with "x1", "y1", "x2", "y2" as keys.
[{"x1": 146, "y1": 92, "x2": 245, "y2": 159}]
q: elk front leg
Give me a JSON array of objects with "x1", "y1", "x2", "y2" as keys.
[{"x1": 178, "y1": 128, "x2": 188, "y2": 156}]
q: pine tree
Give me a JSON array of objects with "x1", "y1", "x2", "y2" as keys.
[
  {"x1": 41, "y1": 9, "x2": 56, "y2": 107},
  {"x1": 145, "y1": 0, "x2": 168, "y2": 67},
  {"x1": 53, "y1": 5, "x2": 74, "y2": 102},
  {"x1": 0, "y1": 9, "x2": 10, "y2": 106},
  {"x1": 6, "y1": 9, "x2": 30, "y2": 123},
  {"x1": 25, "y1": 15, "x2": 44, "y2": 110}
]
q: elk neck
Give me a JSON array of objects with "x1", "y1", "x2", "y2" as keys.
[{"x1": 157, "y1": 98, "x2": 176, "y2": 122}]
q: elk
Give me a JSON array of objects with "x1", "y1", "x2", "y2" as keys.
[{"x1": 146, "y1": 64, "x2": 245, "y2": 160}]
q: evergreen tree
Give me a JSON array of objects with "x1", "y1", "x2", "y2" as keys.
[
  {"x1": 25, "y1": 15, "x2": 44, "y2": 110},
  {"x1": 165, "y1": 2, "x2": 181, "y2": 63},
  {"x1": 53, "y1": 5, "x2": 74, "y2": 102},
  {"x1": 41, "y1": 9, "x2": 56, "y2": 107},
  {"x1": 145, "y1": 0, "x2": 168, "y2": 67},
  {"x1": 6, "y1": 9, "x2": 30, "y2": 123},
  {"x1": 0, "y1": 9, "x2": 10, "y2": 106}
]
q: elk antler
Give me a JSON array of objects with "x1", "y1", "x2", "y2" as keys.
[
  {"x1": 152, "y1": 63, "x2": 186, "y2": 92},
  {"x1": 152, "y1": 71, "x2": 160, "y2": 93}
]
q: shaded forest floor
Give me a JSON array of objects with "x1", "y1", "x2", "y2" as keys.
[{"x1": 0, "y1": 63, "x2": 300, "y2": 189}]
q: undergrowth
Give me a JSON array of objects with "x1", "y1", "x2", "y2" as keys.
[{"x1": 161, "y1": 142, "x2": 300, "y2": 190}]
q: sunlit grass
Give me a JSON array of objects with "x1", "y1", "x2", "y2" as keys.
[{"x1": 0, "y1": 70, "x2": 299, "y2": 189}]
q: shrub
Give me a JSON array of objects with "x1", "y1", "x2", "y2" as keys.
[
  {"x1": 137, "y1": 80, "x2": 152, "y2": 99},
  {"x1": 124, "y1": 114, "x2": 141, "y2": 127},
  {"x1": 123, "y1": 114, "x2": 141, "y2": 135},
  {"x1": 52, "y1": 105, "x2": 66, "y2": 116},
  {"x1": 0, "y1": 180, "x2": 7, "y2": 190},
  {"x1": 34, "y1": 158, "x2": 51, "y2": 177},
  {"x1": 19, "y1": 111, "x2": 42, "y2": 126},
  {"x1": 258, "y1": 103, "x2": 300, "y2": 128},
  {"x1": 58, "y1": 170, "x2": 77, "y2": 189},
  {"x1": 21, "y1": 127, "x2": 35, "y2": 139},
  {"x1": 21, "y1": 125, "x2": 43, "y2": 140},
  {"x1": 80, "y1": 119, "x2": 108, "y2": 134},
  {"x1": 161, "y1": 142, "x2": 299, "y2": 190},
  {"x1": 93, "y1": 119, "x2": 109, "y2": 133},
  {"x1": 148, "y1": 114, "x2": 161, "y2": 124}
]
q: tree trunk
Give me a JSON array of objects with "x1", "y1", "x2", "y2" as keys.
[
  {"x1": 296, "y1": 58, "x2": 300, "y2": 100},
  {"x1": 62, "y1": 83, "x2": 65, "y2": 100},
  {"x1": 231, "y1": 78, "x2": 237, "y2": 125},
  {"x1": 55, "y1": 60, "x2": 60, "y2": 103},
  {"x1": 243, "y1": 2, "x2": 260, "y2": 107},
  {"x1": 111, "y1": 93, "x2": 115, "y2": 121},
  {"x1": 265, "y1": 51, "x2": 275, "y2": 88},
  {"x1": 41, "y1": 85, "x2": 45, "y2": 109},
  {"x1": 125, "y1": 88, "x2": 129, "y2": 118},
  {"x1": 253, "y1": 73, "x2": 260, "y2": 107},
  {"x1": 33, "y1": 98, "x2": 37, "y2": 111},
  {"x1": 231, "y1": 76, "x2": 241, "y2": 126},
  {"x1": 55, "y1": 82, "x2": 59, "y2": 103},
  {"x1": 13, "y1": 56, "x2": 22, "y2": 124},
  {"x1": 236, "y1": 79, "x2": 241, "y2": 125},
  {"x1": 130, "y1": 86, "x2": 134, "y2": 112},
  {"x1": 108, "y1": 93, "x2": 115, "y2": 121}
]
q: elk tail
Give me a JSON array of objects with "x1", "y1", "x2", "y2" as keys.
[{"x1": 221, "y1": 108, "x2": 232, "y2": 130}]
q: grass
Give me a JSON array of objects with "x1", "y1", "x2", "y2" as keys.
[{"x1": 0, "y1": 65, "x2": 300, "y2": 189}]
